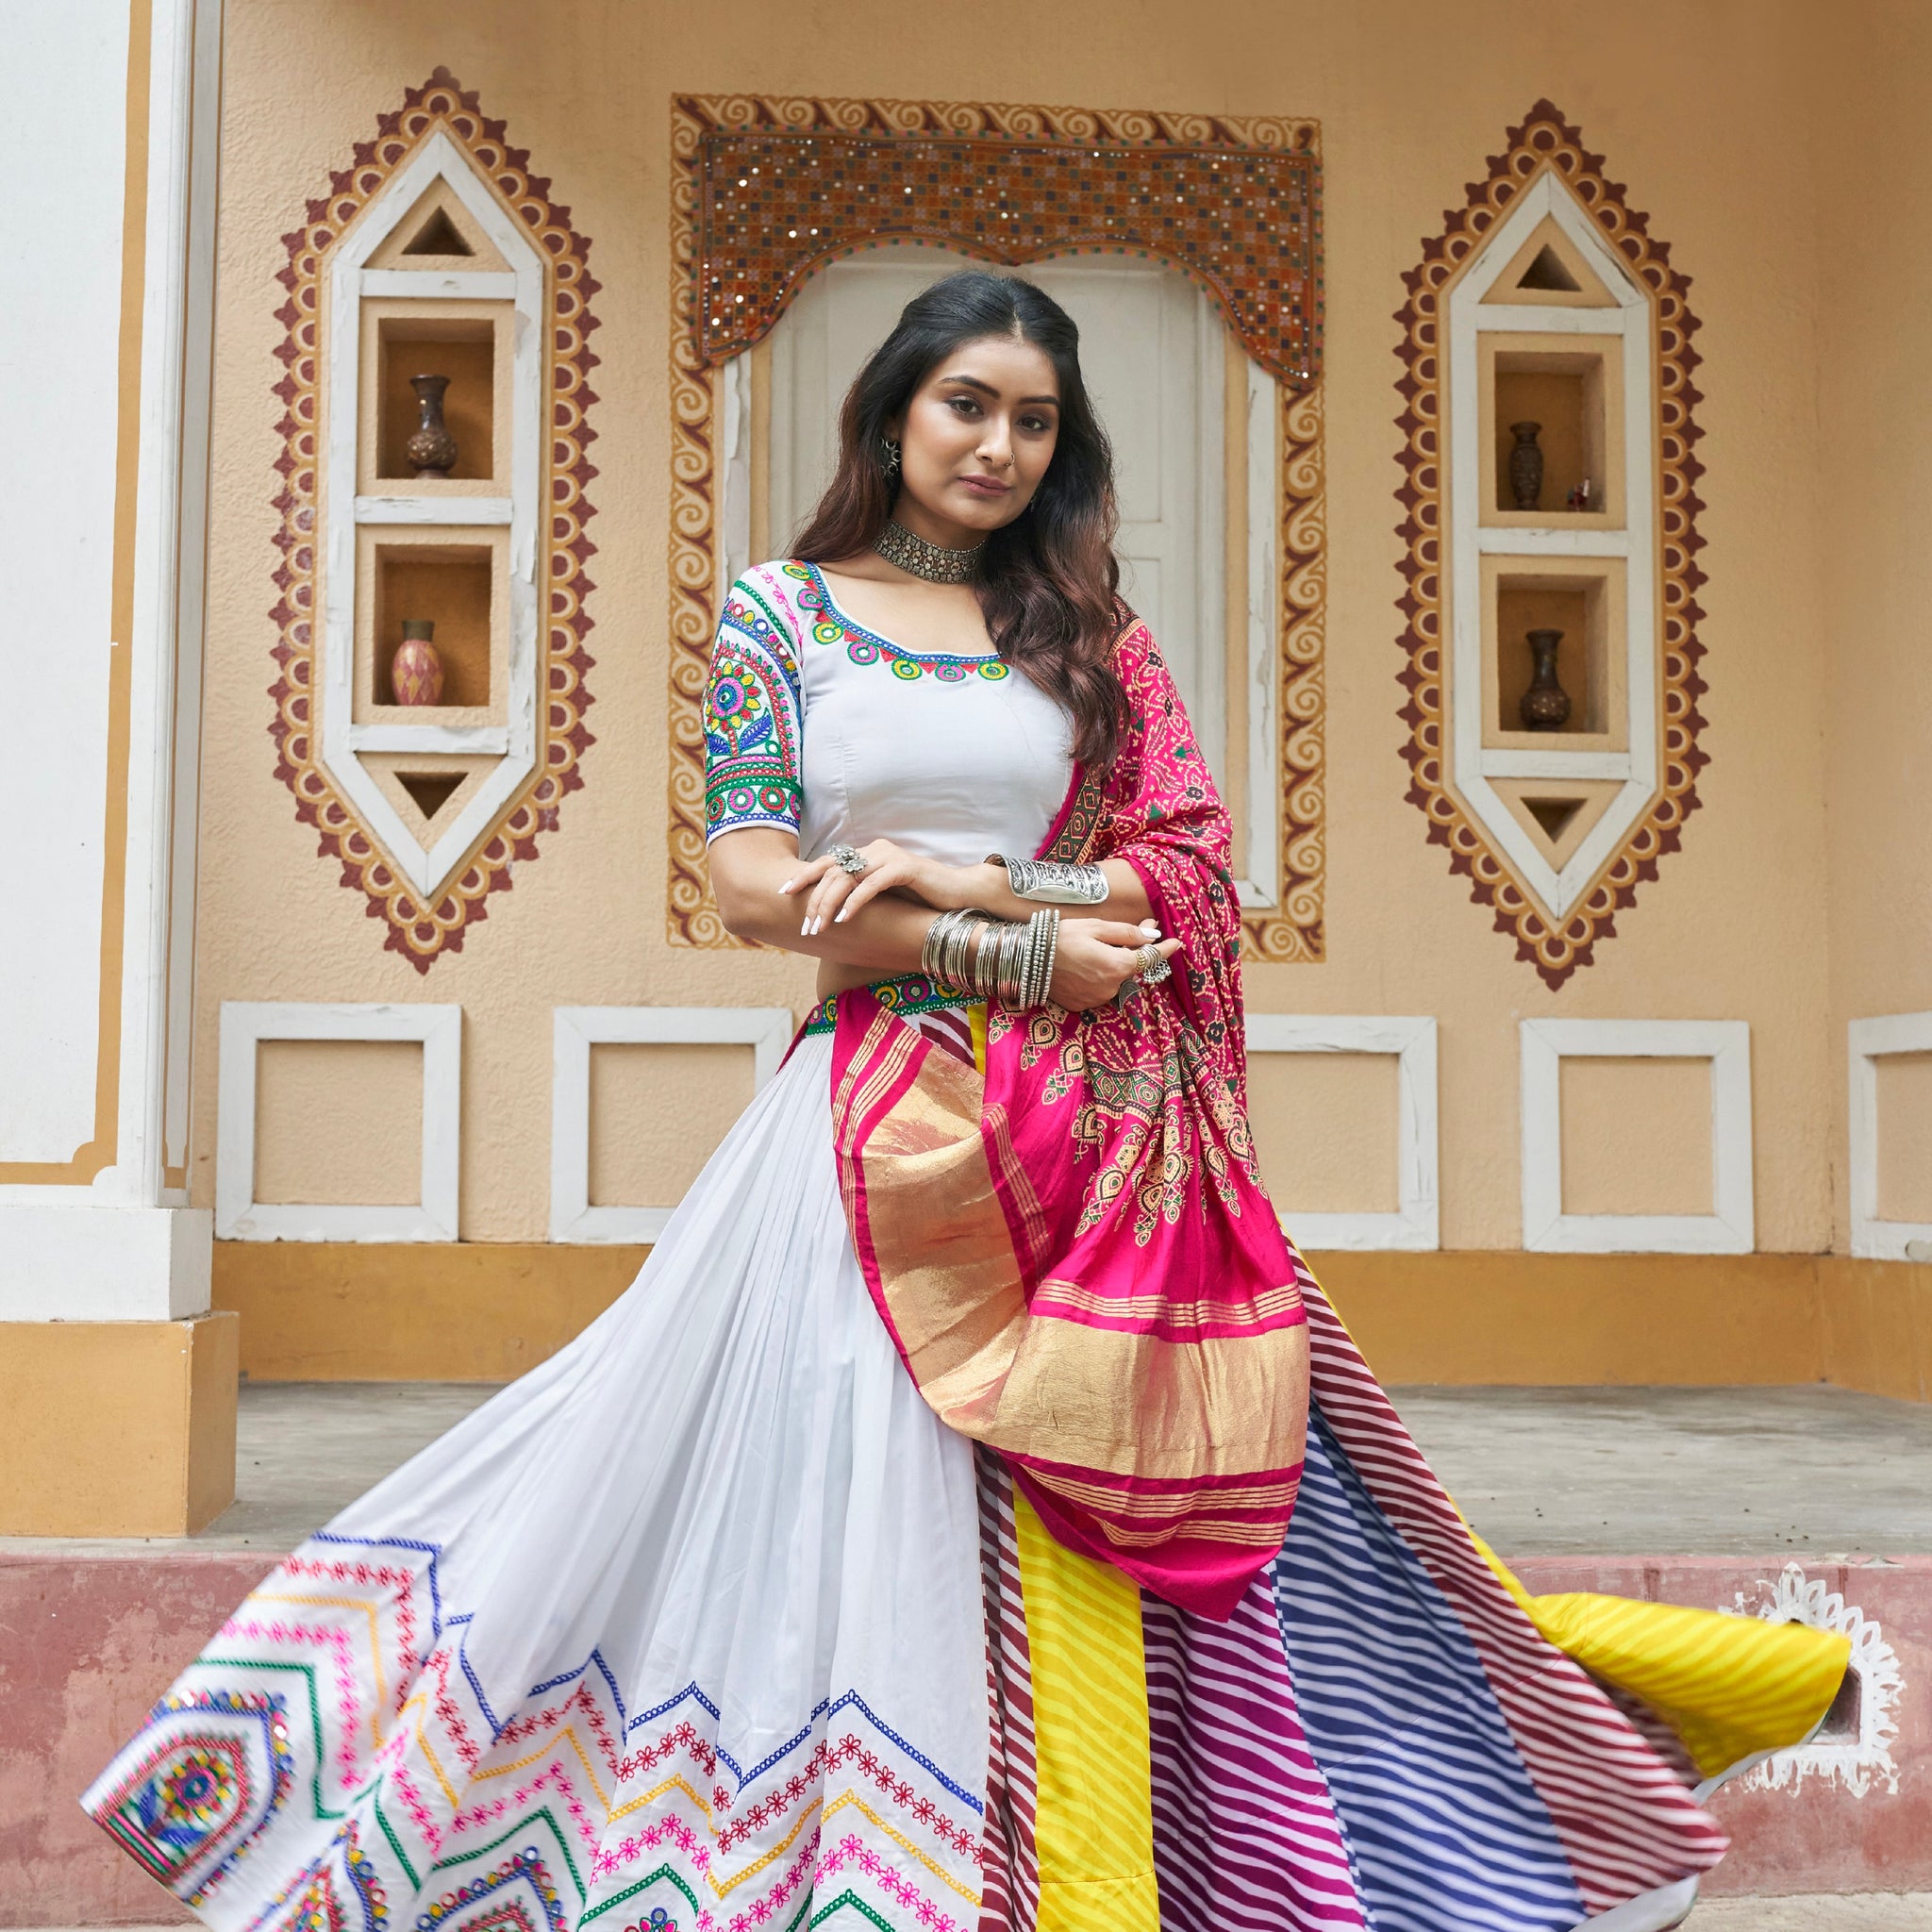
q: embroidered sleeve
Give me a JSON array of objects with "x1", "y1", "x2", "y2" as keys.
[{"x1": 704, "y1": 573, "x2": 805, "y2": 841}]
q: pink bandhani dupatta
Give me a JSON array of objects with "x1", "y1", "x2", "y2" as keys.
[{"x1": 829, "y1": 620, "x2": 1308, "y2": 1620}]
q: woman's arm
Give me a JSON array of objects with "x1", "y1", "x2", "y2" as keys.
[
  {"x1": 710, "y1": 827, "x2": 944, "y2": 974},
  {"x1": 785, "y1": 841, "x2": 1152, "y2": 935},
  {"x1": 708, "y1": 828, "x2": 1177, "y2": 1010}
]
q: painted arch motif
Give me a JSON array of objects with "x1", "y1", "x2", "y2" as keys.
[
  {"x1": 1395, "y1": 99, "x2": 1707, "y2": 990},
  {"x1": 269, "y1": 70, "x2": 600, "y2": 972},
  {"x1": 666, "y1": 94, "x2": 1329, "y2": 962}
]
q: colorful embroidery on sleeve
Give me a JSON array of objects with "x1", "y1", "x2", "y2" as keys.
[{"x1": 704, "y1": 575, "x2": 805, "y2": 840}]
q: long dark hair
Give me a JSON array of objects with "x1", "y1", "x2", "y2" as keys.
[{"x1": 791, "y1": 270, "x2": 1127, "y2": 769}]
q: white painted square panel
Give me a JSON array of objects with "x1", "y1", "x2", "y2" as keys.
[
  {"x1": 1521, "y1": 1019, "x2": 1753, "y2": 1254},
  {"x1": 1848, "y1": 1011, "x2": 1932, "y2": 1260},
  {"x1": 217, "y1": 1003, "x2": 462, "y2": 1241},
  {"x1": 1245, "y1": 1017, "x2": 1440, "y2": 1251}
]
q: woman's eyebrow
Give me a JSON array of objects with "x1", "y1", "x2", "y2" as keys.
[{"x1": 937, "y1": 372, "x2": 1059, "y2": 407}]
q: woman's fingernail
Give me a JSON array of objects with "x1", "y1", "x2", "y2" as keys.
[
  {"x1": 801, "y1": 919, "x2": 811, "y2": 936},
  {"x1": 810, "y1": 916, "x2": 823, "y2": 936},
  {"x1": 780, "y1": 878, "x2": 795, "y2": 892},
  {"x1": 834, "y1": 908, "x2": 848, "y2": 923}
]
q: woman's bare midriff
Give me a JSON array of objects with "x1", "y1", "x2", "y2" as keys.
[{"x1": 817, "y1": 958, "x2": 891, "y2": 1001}]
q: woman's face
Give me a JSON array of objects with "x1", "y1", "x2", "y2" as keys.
[{"x1": 890, "y1": 332, "x2": 1061, "y2": 545}]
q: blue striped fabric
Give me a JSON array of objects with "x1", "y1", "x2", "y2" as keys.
[{"x1": 1273, "y1": 1405, "x2": 1589, "y2": 1932}]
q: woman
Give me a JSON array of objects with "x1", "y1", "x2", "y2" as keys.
[{"x1": 86, "y1": 272, "x2": 1843, "y2": 1932}]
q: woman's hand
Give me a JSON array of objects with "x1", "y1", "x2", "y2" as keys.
[
  {"x1": 782, "y1": 838, "x2": 974, "y2": 935},
  {"x1": 1050, "y1": 918, "x2": 1183, "y2": 1013}
]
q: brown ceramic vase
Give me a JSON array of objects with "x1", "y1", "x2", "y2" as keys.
[
  {"x1": 1507, "y1": 421, "x2": 1544, "y2": 511},
  {"x1": 406, "y1": 374, "x2": 458, "y2": 479},
  {"x1": 1519, "y1": 628, "x2": 1573, "y2": 731}
]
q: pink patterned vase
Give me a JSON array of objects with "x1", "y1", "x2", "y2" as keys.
[{"x1": 391, "y1": 621, "x2": 445, "y2": 706}]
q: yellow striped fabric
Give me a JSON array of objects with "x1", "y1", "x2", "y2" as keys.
[
  {"x1": 1470, "y1": 1530, "x2": 1852, "y2": 1779},
  {"x1": 1014, "y1": 1491, "x2": 1160, "y2": 1932}
]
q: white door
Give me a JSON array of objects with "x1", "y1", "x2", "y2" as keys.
[{"x1": 762, "y1": 251, "x2": 1227, "y2": 777}]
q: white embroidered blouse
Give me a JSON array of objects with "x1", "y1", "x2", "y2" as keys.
[{"x1": 703, "y1": 560, "x2": 1074, "y2": 871}]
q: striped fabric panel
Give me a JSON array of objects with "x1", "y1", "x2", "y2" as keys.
[
  {"x1": 1295, "y1": 1272, "x2": 1727, "y2": 1913},
  {"x1": 1277, "y1": 1407, "x2": 1588, "y2": 1931},
  {"x1": 978, "y1": 1450, "x2": 1040, "y2": 1932},
  {"x1": 1142, "y1": 1565, "x2": 1368, "y2": 1932},
  {"x1": 1013, "y1": 1491, "x2": 1160, "y2": 1931}
]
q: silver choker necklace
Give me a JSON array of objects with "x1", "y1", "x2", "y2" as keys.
[{"x1": 874, "y1": 519, "x2": 986, "y2": 584}]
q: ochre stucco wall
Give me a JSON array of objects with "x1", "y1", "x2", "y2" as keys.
[
  {"x1": 1816, "y1": 4, "x2": 1932, "y2": 1250},
  {"x1": 190, "y1": 0, "x2": 1913, "y2": 1261}
]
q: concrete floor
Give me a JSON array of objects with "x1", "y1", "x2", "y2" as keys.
[
  {"x1": 6, "y1": 1378, "x2": 1931, "y2": 1557},
  {"x1": 1393, "y1": 1384, "x2": 1932, "y2": 1556}
]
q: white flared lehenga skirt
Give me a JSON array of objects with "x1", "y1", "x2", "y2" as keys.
[
  {"x1": 84, "y1": 1009, "x2": 1791, "y2": 1932},
  {"x1": 86, "y1": 1031, "x2": 994, "y2": 1929}
]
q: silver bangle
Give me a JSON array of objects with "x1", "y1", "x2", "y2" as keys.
[
  {"x1": 988, "y1": 854, "x2": 1108, "y2": 906},
  {"x1": 924, "y1": 907, "x2": 1060, "y2": 1009},
  {"x1": 1036, "y1": 908, "x2": 1061, "y2": 1007}
]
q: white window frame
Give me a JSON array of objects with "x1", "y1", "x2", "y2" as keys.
[
  {"x1": 550, "y1": 1007, "x2": 795, "y2": 1243},
  {"x1": 217, "y1": 1001, "x2": 462, "y2": 1241},
  {"x1": 322, "y1": 128, "x2": 545, "y2": 898},
  {"x1": 1520, "y1": 1018, "x2": 1753, "y2": 1254},
  {"x1": 1447, "y1": 169, "x2": 1657, "y2": 916},
  {"x1": 1245, "y1": 1015, "x2": 1439, "y2": 1251},
  {"x1": 1848, "y1": 1010, "x2": 1932, "y2": 1260}
]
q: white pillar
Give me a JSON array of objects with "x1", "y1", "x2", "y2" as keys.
[{"x1": 0, "y1": 0, "x2": 223, "y2": 1321}]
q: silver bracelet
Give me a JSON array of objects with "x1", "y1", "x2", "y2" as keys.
[
  {"x1": 988, "y1": 854, "x2": 1108, "y2": 906},
  {"x1": 924, "y1": 907, "x2": 1060, "y2": 1008}
]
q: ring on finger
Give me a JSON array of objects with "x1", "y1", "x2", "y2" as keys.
[
  {"x1": 827, "y1": 843, "x2": 868, "y2": 876},
  {"x1": 1134, "y1": 942, "x2": 1173, "y2": 987}
]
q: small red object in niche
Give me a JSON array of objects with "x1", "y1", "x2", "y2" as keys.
[{"x1": 391, "y1": 620, "x2": 445, "y2": 706}]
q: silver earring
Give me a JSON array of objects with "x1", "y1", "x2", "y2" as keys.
[{"x1": 880, "y1": 436, "x2": 902, "y2": 479}]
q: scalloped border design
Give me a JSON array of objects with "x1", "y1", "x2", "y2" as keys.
[
  {"x1": 268, "y1": 68, "x2": 601, "y2": 973},
  {"x1": 668, "y1": 93, "x2": 1324, "y2": 961},
  {"x1": 1394, "y1": 99, "x2": 1707, "y2": 990}
]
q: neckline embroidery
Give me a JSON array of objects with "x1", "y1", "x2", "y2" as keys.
[{"x1": 788, "y1": 561, "x2": 1011, "y2": 684}]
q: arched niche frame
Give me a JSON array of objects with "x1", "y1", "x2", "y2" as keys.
[
  {"x1": 666, "y1": 95, "x2": 1327, "y2": 962},
  {"x1": 1395, "y1": 100, "x2": 1707, "y2": 990},
  {"x1": 270, "y1": 70, "x2": 601, "y2": 972}
]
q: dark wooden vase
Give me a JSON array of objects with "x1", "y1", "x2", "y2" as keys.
[
  {"x1": 1507, "y1": 420, "x2": 1545, "y2": 511},
  {"x1": 1519, "y1": 627, "x2": 1572, "y2": 731},
  {"x1": 406, "y1": 374, "x2": 458, "y2": 479}
]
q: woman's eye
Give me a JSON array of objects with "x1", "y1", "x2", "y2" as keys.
[{"x1": 947, "y1": 395, "x2": 980, "y2": 416}]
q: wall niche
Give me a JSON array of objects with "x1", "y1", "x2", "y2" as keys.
[{"x1": 366, "y1": 310, "x2": 505, "y2": 488}]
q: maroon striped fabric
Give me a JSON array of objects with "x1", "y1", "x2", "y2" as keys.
[
  {"x1": 976, "y1": 1450, "x2": 1040, "y2": 1932},
  {"x1": 1143, "y1": 1567, "x2": 1366, "y2": 1930}
]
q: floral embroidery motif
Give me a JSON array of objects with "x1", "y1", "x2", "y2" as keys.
[
  {"x1": 787, "y1": 562, "x2": 1012, "y2": 683},
  {"x1": 703, "y1": 580, "x2": 805, "y2": 838}
]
